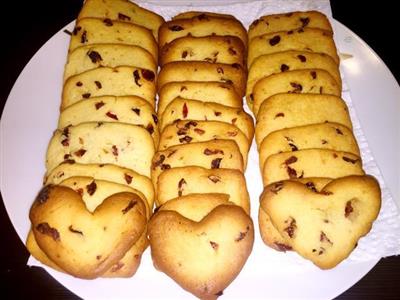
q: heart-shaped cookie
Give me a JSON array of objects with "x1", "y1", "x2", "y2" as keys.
[
  {"x1": 260, "y1": 175, "x2": 381, "y2": 269},
  {"x1": 259, "y1": 177, "x2": 333, "y2": 251},
  {"x1": 148, "y1": 197, "x2": 254, "y2": 299},
  {"x1": 29, "y1": 185, "x2": 147, "y2": 279}
]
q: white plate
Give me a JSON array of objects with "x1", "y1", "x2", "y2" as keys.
[{"x1": 1, "y1": 15, "x2": 399, "y2": 300}]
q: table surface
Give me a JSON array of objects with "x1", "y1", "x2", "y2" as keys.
[{"x1": 1, "y1": 1, "x2": 399, "y2": 299}]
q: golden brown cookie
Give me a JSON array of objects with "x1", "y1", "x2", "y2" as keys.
[
  {"x1": 77, "y1": 0, "x2": 164, "y2": 40},
  {"x1": 159, "y1": 15, "x2": 247, "y2": 49},
  {"x1": 160, "y1": 98, "x2": 254, "y2": 142},
  {"x1": 156, "y1": 166, "x2": 250, "y2": 214},
  {"x1": 159, "y1": 120, "x2": 250, "y2": 168},
  {"x1": 252, "y1": 69, "x2": 341, "y2": 116},
  {"x1": 258, "y1": 122, "x2": 360, "y2": 170},
  {"x1": 258, "y1": 177, "x2": 332, "y2": 251},
  {"x1": 46, "y1": 122, "x2": 155, "y2": 178},
  {"x1": 151, "y1": 140, "x2": 244, "y2": 187},
  {"x1": 158, "y1": 81, "x2": 242, "y2": 115},
  {"x1": 248, "y1": 11, "x2": 333, "y2": 40},
  {"x1": 148, "y1": 199, "x2": 254, "y2": 299},
  {"x1": 248, "y1": 28, "x2": 338, "y2": 67},
  {"x1": 260, "y1": 176, "x2": 381, "y2": 269},
  {"x1": 29, "y1": 185, "x2": 147, "y2": 279},
  {"x1": 157, "y1": 61, "x2": 247, "y2": 97},
  {"x1": 262, "y1": 149, "x2": 364, "y2": 185},
  {"x1": 160, "y1": 35, "x2": 245, "y2": 67},
  {"x1": 58, "y1": 96, "x2": 159, "y2": 146},
  {"x1": 61, "y1": 66, "x2": 156, "y2": 110},
  {"x1": 255, "y1": 94, "x2": 352, "y2": 147}
]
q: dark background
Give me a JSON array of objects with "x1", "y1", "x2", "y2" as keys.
[{"x1": 1, "y1": 1, "x2": 399, "y2": 299}]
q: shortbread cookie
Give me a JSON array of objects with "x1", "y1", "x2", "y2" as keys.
[
  {"x1": 77, "y1": 0, "x2": 164, "y2": 40},
  {"x1": 151, "y1": 140, "x2": 244, "y2": 187},
  {"x1": 258, "y1": 177, "x2": 332, "y2": 251},
  {"x1": 160, "y1": 35, "x2": 245, "y2": 67},
  {"x1": 69, "y1": 18, "x2": 157, "y2": 61},
  {"x1": 158, "y1": 16, "x2": 247, "y2": 49},
  {"x1": 157, "y1": 61, "x2": 246, "y2": 97},
  {"x1": 259, "y1": 122, "x2": 360, "y2": 169},
  {"x1": 260, "y1": 176, "x2": 381, "y2": 269},
  {"x1": 172, "y1": 11, "x2": 236, "y2": 20},
  {"x1": 46, "y1": 122, "x2": 155, "y2": 178},
  {"x1": 159, "y1": 120, "x2": 250, "y2": 168},
  {"x1": 44, "y1": 162, "x2": 154, "y2": 209},
  {"x1": 248, "y1": 11, "x2": 332, "y2": 40},
  {"x1": 158, "y1": 81, "x2": 242, "y2": 115},
  {"x1": 255, "y1": 94, "x2": 352, "y2": 146},
  {"x1": 61, "y1": 66, "x2": 156, "y2": 110},
  {"x1": 58, "y1": 96, "x2": 159, "y2": 146},
  {"x1": 160, "y1": 98, "x2": 254, "y2": 141},
  {"x1": 262, "y1": 149, "x2": 364, "y2": 185},
  {"x1": 252, "y1": 69, "x2": 341, "y2": 116},
  {"x1": 27, "y1": 224, "x2": 148, "y2": 278},
  {"x1": 246, "y1": 50, "x2": 341, "y2": 106},
  {"x1": 30, "y1": 185, "x2": 147, "y2": 279},
  {"x1": 148, "y1": 202, "x2": 254, "y2": 299},
  {"x1": 64, "y1": 44, "x2": 157, "y2": 82},
  {"x1": 156, "y1": 166, "x2": 250, "y2": 214},
  {"x1": 248, "y1": 28, "x2": 339, "y2": 67}
]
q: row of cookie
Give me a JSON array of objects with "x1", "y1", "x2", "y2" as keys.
[
  {"x1": 147, "y1": 12, "x2": 255, "y2": 299},
  {"x1": 246, "y1": 11, "x2": 381, "y2": 269},
  {"x1": 27, "y1": 0, "x2": 165, "y2": 279}
]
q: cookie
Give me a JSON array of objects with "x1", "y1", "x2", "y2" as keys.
[
  {"x1": 248, "y1": 11, "x2": 332, "y2": 40},
  {"x1": 46, "y1": 122, "x2": 155, "y2": 178},
  {"x1": 255, "y1": 94, "x2": 353, "y2": 147},
  {"x1": 158, "y1": 81, "x2": 242, "y2": 115},
  {"x1": 160, "y1": 35, "x2": 245, "y2": 67},
  {"x1": 160, "y1": 98, "x2": 254, "y2": 142},
  {"x1": 258, "y1": 122, "x2": 360, "y2": 170},
  {"x1": 29, "y1": 185, "x2": 147, "y2": 279},
  {"x1": 262, "y1": 149, "x2": 364, "y2": 185},
  {"x1": 151, "y1": 140, "x2": 244, "y2": 187},
  {"x1": 58, "y1": 96, "x2": 159, "y2": 146},
  {"x1": 77, "y1": 0, "x2": 164, "y2": 40},
  {"x1": 260, "y1": 176, "x2": 381, "y2": 269},
  {"x1": 44, "y1": 162, "x2": 155, "y2": 210},
  {"x1": 258, "y1": 177, "x2": 333, "y2": 251},
  {"x1": 159, "y1": 120, "x2": 250, "y2": 168},
  {"x1": 61, "y1": 66, "x2": 156, "y2": 110},
  {"x1": 172, "y1": 11, "x2": 236, "y2": 20},
  {"x1": 69, "y1": 18, "x2": 157, "y2": 61},
  {"x1": 157, "y1": 61, "x2": 247, "y2": 97},
  {"x1": 27, "y1": 226, "x2": 148, "y2": 278},
  {"x1": 63, "y1": 44, "x2": 157, "y2": 82},
  {"x1": 246, "y1": 50, "x2": 341, "y2": 106},
  {"x1": 156, "y1": 166, "x2": 250, "y2": 214},
  {"x1": 252, "y1": 69, "x2": 341, "y2": 116},
  {"x1": 248, "y1": 28, "x2": 339, "y2": 67},
  {"x1": 148, "y1": 201, "x2": 254, "y2": 299},
  {"x1": 158, "y1": 15, "x2": 247, "y2": 49}
]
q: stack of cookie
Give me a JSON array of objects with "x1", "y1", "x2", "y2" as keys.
[
  {"x1": 27, "y1": 0, "x2": 164, "y2": 279},
  {"x1": 148, "y1": 12, "x2": 255, "y2": 299},
  {"x1": 247, "y1": 11, "x2": 381, "y2": 269}
]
